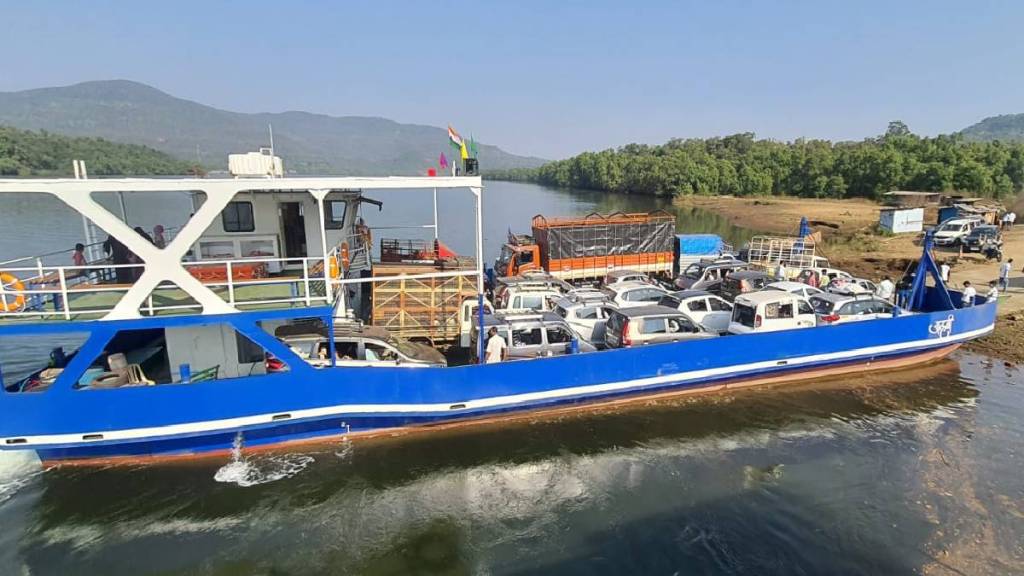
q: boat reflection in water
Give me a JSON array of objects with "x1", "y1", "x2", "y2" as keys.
[{"x1": 12, "y1": 355, "x2": 1018, "y2": 576}]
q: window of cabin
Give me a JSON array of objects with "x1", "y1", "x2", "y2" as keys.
[
  {"x1": 222, "y1": 201, "x2": 255, "y2": 232},
  {"x1": 325, "y1": 200, "x2": 347, "y2": 230}
]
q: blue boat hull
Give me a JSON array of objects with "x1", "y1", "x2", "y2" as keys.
[{"x1": 0, "y1": 301, "x2": 997, "y2": 464}]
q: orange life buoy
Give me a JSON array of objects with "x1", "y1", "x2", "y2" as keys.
[
  {"x1": 328, "y1": 255, "x2": 341, "y2": 279},
  {"x1": 340, "y1": 242, "x2": 350, "y2": 271},
  {"x1": 0, "y1": 273, "x2": 26, "y2": 313}
]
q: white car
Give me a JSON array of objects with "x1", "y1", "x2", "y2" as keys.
[
  {"x1": 496, "y1": 286, "x2": 562, "y2": 312},
  {"x1": 764, "y1": 281, "x2": 824, "y2": 300},
  {"x1": 600, "y1": 281, "x2": 670, "y2": 309},
  {"x1": 825, "y1": 277, "x2": 877, "y2": 296},
  {"x1": 728, "y1": 291, "x2": 816, "y2": 335},
  {"x1": 932, "y1": 218, "x2": 983, "y2": 247},
  {"x1": 809, "y1": 293, "x2": 895, "y2": 325},
  {"x1": 657, "y1": 290, "x2": 733, "y2": 334},
  {"x1": 551, "y1": 296, "x2": 618, "y2": 345},
  {"x1": 603, "y1": 269, "x2": 654, "y2": 286}
]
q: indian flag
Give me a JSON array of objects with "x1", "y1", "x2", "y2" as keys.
[{"x1": 448, "y1": 125, "x2": 464, "y2": 148}]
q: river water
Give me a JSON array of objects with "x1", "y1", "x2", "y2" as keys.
[{"x1": 0, "y1": 181, "x2": 1022, "y2": 575}]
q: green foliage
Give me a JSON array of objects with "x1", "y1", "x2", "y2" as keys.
[
  {"x1": 489, "y1": 125, "x2": 1024, "y2": 200},
  {"x1": 0, "y1": 125, "x2": 193, "y2": 176}
]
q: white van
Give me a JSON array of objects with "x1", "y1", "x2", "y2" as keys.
[
  {"x1": 932, "y1": 218, "x2": 983, "y2": 247},
  {"x1": 728, "y1": 291, "x2": 816, "y2": 335}
]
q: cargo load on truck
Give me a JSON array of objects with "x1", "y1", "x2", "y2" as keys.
[
  {"x1": 495, "y1": 212, "x2": 676, "y2": 281},
  {"x1": 370, "y1": 239, "x2": 479, "y2": 346},
  {"x1": 673, "y1": 234, "x2": 735, "y2": 276}
]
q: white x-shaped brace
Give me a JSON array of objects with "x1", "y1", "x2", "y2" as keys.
[{"x1": 56, "y1": 188, "x2": 240, "y2": 320}]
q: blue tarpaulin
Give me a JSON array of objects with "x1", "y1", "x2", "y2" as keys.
[{"x1": 675, "y1": 234, "x2": 724, "y2": 255}]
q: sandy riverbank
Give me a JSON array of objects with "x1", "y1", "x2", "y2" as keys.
[{"x1": 676, "y1": 195, "x2": 1024, "y2": 364}]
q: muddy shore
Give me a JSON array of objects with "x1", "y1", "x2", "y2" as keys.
[{"x1": 676, "y1": 195, "x2": 1024, "y2": 364}]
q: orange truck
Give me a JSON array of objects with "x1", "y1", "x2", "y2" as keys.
[{"x1": 494, "y1": 212, "x2": 676, "y2": 281}]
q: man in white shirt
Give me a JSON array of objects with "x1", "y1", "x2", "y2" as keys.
[
  {"x1": 1009, "y1": 211, "x2": 1017, "y2": 228},
  {"x1": 999, "y1": 258, "x2": 1013, "y2": 291},
  {"x1": 876, "y1": 276, "x2": 895, "y2": 303},
  {"x1": 986, "y1": 281, "x2": 999, "y2": 303},
  {"x1": 961, "y1": 281, "x2": 976, "y2": 307},
  {"x1": 940, "y1": 261, "x2": 951, "y2": 284},
  {"x1": 484, "y1": 327, "x2": 507, "y2": 363}
]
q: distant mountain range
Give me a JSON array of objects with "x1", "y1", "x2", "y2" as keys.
[
  {"x1": 0, "y1": 80, "x2": 546, "y2": 175},
  {"x1": 959, "y1": 114, "x2": 1024, "y2": 142}
]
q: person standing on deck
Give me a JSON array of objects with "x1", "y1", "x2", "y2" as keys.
[
  {"x1": 103, "y1": 235, "x2": 132, "y2": 284},
  {"x1": 999, "y1": 258, "x2": 1013, "y2": 292},
  {"x1": 940, "y1": 261, "x2": 951, "y2": 284},
  {"x1": 876, "y1": 276, "x2": 895, "y2": 303},
  {"x1": 72, "y1": 243, "x2": 86, "y2": 268},
  {"x1": 485, "y1": 327, "x2": 507, "y2": 364},
  {"x1": 152, "y1": 225, "x2": 166, "y2": 249},
  {"x1": 961, "y1": 281, "x2": 976, "y2": 307}
]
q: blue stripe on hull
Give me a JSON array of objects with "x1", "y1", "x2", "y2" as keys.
[{"x1": 33, "y1": 340, "x2": 962, "y2": 462}]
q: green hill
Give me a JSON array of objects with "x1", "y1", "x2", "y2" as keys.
[
  {"x1": 0, "y1": 125, "x2": 192, "y2": 176},
  {"x1": 0, "y1": 80, "x2": 545, "y2": 175},
  {"x1": 959, "y1": 114, "x2": 1024, "y2": 142}
]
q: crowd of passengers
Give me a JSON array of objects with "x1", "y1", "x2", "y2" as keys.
[{"x1": 475, "y1": 255, "x2": 988, "y2": 364}]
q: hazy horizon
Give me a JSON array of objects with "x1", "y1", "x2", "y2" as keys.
[{"x1": 3, "y1": 1, "x2": 1022, "y2": 159}]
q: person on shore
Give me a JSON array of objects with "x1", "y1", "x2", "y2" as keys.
[
  {"x1": 986, "y1": 280, "x2": 999, "y2": 303},
  {"x1": 999, "y1": 258, "x2": 1013, "y2": 292},
  {"x1": 485, "y1": 327, "x2": 507, "y2": 364},
  {"x1": 1000, "y1": 212, "x2": 1010, "y2": 230},
  {"x1": 939, "y1": 261, "x2": 950, "y2": 284},
  {"x1": 876, "y1": 275, "x2": 895, "y2": 303},
  {"x1": 1009, "y1": 211, "x2": 1017, "y2": 228},
  {"x1": 961, "y1": 281, "x2": 976, "y2": 307}
]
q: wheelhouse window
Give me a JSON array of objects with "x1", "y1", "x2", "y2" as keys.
[
  {"x1": 324, "y1": 200, "x2": 347, "y2": 230},
  {"x1": 222, "y1": 201, "x2": 255, "y2": 233}
]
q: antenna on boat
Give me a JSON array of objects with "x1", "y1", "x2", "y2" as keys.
[{"x1": 268, "y1": 124, "x2": 275, "y2": 158}]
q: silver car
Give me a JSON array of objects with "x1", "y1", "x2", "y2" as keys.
[
  {"x1": 471, "y1": 311, "x2": 598, "y2": 361},
  {"x1": 551, "y1": 296, "x2": 618, "y2": 346},
  {"x1": 604, "y1": 305, "x2": 717, "y2": 348}
]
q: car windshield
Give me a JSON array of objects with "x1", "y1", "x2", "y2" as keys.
[
  {"x1": 809, "y1": 296, "x2": 835, "y2": 314},
  {"x1": 733, "y1": 303, "x2": 756, "y2": 327},
  {"x1": 937, "y1": 222, "x2": 962, "y2": 233},
  {"x1": 684, "y1": 264, "x2": 704, "y2": 280}
]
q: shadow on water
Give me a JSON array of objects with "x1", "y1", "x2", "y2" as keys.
[{"x1": 8, "y1": 358, "x2": 992, "y2": 575}]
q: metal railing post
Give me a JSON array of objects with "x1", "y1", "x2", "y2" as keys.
[
  {"x1": 57, "y1": 268, "x2": 71, "y2": 320},
  {"x1": 302, "y1": 259, "x2": 312, "y2": 306},
  {"x1": 226, "y1": 261, "x2": 236, "y2": 305}
]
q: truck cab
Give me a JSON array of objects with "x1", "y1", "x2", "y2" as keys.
[{"x1": 494, "y1": 241, "x2": 541, "y2": 278}]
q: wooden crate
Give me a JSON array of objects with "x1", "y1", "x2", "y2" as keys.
[{"x1": 370, "y1": 262, "x2": 477, "y2": 343}]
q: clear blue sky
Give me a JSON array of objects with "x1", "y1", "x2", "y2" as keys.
[{"x1": 2, "y1": 1, "x2": 1022, "y2": 159}]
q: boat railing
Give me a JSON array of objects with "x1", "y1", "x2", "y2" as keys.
[{"x1": 0, "y1": 252, "x2": 342, "y2": 321}]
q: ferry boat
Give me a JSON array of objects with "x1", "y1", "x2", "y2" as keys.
[{"x1": 0, "y1": 172, "x2": 997, "y2": 465}]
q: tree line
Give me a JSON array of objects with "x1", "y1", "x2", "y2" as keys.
[
  {"x1": 487, "y1": 122, "x2": 1024, "y2": 200},
  {"x1": 0, "y1": 125, "x2": 194, "y2": 177}
]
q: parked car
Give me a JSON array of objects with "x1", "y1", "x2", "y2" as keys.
[
  {"x1": 932, "y1": 217, "x2": 983, "y2": 247},
  {"x1": 824, "y1": 277, "x2": 877, "y2": 296},
  {"x1": 657, "y1": 290, "x2": 733, "y2": 334},
  {"x1": 604, "y1": 305, "x2": 716, "y2": 348},
  {"x1": 719, "y1": 270, "x2": 770, "y2": 302},
  {"x1": 603, "y1": 269, "x2": 654, "y2": 287},
  {"x1": 551, "y1": 296, "x2": 618, "y2": 345},
  {"x1": 796, "y1": 267, "x2": 853, "y2": 289},
  {"x1": 728, "y1": 291, "x2": 816, "y2": 335},
  {"x1": 961, "y1": 225, "x2": 1002, "y2": 253},
  {"x1": 600, "y1": 281, "x2": 670, "y2": 309},
  {"x1": 764, "y1": 281, "x2": 824, "y2": 300},
  {"x1": 674, "y1": 260, "x2": 749, "y2": 291},
  {"x1": 495, "y1": 286, "x2": 562, "y2": 312},
  {"x1": 493, "y1": 275, "x2": 570, "y2": 307},
  {"x1": 808, "y1": 293, "x2": 895, "y2": 325},
  {"x1": 470, "y1": 311, "x2": 597, "y2": 361},
  {"x1": 278, "y1": 325, "x2": 447, "y2": 368}
]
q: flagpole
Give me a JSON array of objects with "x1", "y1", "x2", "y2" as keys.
[{"x1": 432, "y1": 187, "x2": 439, "y2": 240}]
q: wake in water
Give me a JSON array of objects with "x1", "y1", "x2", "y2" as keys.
[
  {"x1": 0, "y1": 451, "x2": 43, "y2": 504},
  {"x1": 213, "y1": 434, "x2": 315, "y2": 487}
]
